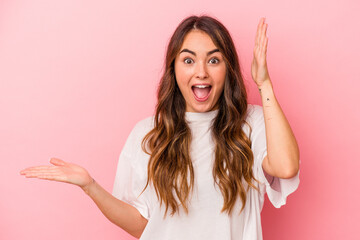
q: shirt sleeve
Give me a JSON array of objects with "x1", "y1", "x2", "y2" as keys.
[
  {"x1": 112, "y1": 121, "x2": 151, "y2": 220},
  {"x1": 250, "y1": 105, "x2": 300, "y2": 208}
]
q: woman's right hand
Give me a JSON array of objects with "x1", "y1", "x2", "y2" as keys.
[
  {"x1": 20, "y1": 158, "x2": 93, "y2": 190},
  {"x1": 21, "y1": 158, "x2": 148, "y2": 237}
]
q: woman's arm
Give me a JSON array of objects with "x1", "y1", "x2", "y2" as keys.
[
  {"x1": 82, "y1": 178, "x2": 148, "y2": 238},
  {"x1": 20, "y1": 158, "x2": 148, "y2": 238},
  {"x1": 251, "y1": 18, "x2": 300, "y2": 179},
  {"x1": 258, "y1": 80, "x2": 300, "y2": 179}
]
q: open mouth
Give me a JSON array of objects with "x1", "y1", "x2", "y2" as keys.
[{"x1": 192, "y1": 84, "x2": 212, "y2": 102}]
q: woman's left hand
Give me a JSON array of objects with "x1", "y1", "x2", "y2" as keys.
[{"x1": 251, "y1": 18, "x2": 271, "y2": 87}]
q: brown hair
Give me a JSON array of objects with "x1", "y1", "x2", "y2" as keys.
[{"x1": 142, "y1": 15, "x2": 259, "y2": 216}]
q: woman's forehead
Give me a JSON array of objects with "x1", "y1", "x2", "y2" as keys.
[{"x1": 179, "y1": 30, "x2": 218, "y2": 53}]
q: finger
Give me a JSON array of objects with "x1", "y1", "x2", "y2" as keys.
[
  {"x1": 27, "y1": 174, "x2": 67, "y2": 182},
  {"x1": 21, "y1": 172, "x2": 61, "y2": 180},
  {"x1": 260, "y1": 24, "x2": 268, "y2": 54},
  {"x1": 264, "y1": 37, "x2": 268, "y2": 53},
  {"x1": 20, "y1": 166, "x2": 56, "y2": 174},
  {"x1": 264, "y1": 22, "x2": 268, "y2": 35},
  {"x1": 259, "y1": 22, "x2": 266, "y2": 45},
  {"x1": 21, "y1": 165, "x2": 58, "y2": 171},
  {"x1": 50, "y1": 158, "x2": 66, "y2": 166},
  {"x1": 255, "y1": 18, "x2": 264, "y2": 46},
  {"x1": 23, "y1": 171, "x2": 63, "y2": 179},
  {"x1": 259, "y1": 27, "x2": 263, "y2": 52},
  {"x1": 21, "y1": 169, "x2": 60, "y2": 176}
]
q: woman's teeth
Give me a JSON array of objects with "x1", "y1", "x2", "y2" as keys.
[{"x1": 193, "y1": 85, "x2": 210, "y2": 88}]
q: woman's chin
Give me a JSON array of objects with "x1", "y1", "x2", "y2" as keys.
[{"x1": 186, "y1": 102, "x2": 217, "y2": 113}]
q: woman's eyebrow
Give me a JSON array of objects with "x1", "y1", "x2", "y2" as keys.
[{"x1": 179, "y1": 48, "x2": 220, "y2": 56}]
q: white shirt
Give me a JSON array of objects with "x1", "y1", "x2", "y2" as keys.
[{"x1": 112, "y1": 104, "x2": 300, "y2": 240}]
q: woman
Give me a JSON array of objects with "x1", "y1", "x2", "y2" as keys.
[{"x1": 20, "y1": 15, "x2": 300, "y2": 239}]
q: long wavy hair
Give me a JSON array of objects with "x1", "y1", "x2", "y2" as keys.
[{"x1": 142, "y1": 15, "x2": 259, "y2": 216}]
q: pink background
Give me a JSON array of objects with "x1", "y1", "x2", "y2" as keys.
[{"x1": 1, "y1": 0, "x2": 359, "y2": 239}]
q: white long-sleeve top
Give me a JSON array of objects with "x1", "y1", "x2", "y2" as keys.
[{"x1": 112, "y1": 104, "x2": 300, "y2": 240}]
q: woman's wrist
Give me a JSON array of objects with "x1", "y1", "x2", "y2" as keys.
[
  {"x1": 258, "y1": 78, "x2": 274, "y2": 95},
  {"x1": 257, "y1": 78, "x2": 272, "y2": 90},
  {"x1": 81, "y1": 178, "x2": 96, "y2": 195}
]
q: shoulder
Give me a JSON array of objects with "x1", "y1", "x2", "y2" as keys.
[
  {"x1": 245, "y1": 104, "x2": 264, "y2": 126},
  {"x1": 121, "y1": 115, "x2": 155, "y2": 156},
  {"x1": 129, "y1": 116, "x2": 155, "y2": 140}
]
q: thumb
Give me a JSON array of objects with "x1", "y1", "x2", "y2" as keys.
[{"x1": 50, "y1": 158, "x2": 66, "y2": 166}]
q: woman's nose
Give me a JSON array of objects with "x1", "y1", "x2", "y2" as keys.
[{"x1": 195, "y1": 61, "x2": 209, "y2": 79}]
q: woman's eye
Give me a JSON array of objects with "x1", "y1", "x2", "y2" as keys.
[
  {"x1": 183, "y1": 57, "x2": 219, "y2": 64},
  {"x1": 184, "y1": 58, "x2": 194, "y2": 64},
  {"x1": 209, "y1": 58, "x2": 219, "y2": 64}
]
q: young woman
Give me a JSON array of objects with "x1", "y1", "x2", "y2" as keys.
[{"x1": 20, "y1": 15, "x2": 300, "y2": 239}]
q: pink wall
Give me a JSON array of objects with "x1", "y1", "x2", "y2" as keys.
[{"x1": 1, "y1": 0, "x2": 359, "y2": 239}]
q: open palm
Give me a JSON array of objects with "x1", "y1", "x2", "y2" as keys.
[
  {"x1": 20, "y1": 158, "x2": 93, "y2": 189},
  {"x1": 251, "y1": 17, "x2": 270, "y2": 87}
]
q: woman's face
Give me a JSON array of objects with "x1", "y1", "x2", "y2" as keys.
[{"x1": 174, "y1": 30, "x2": 226, "y2": 113}]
